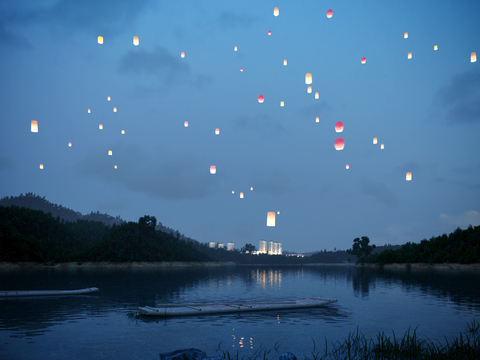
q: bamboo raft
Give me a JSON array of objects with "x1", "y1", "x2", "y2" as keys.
[
  {"x1": 137, "y1": 297, "x2": 337, "y2": 317},
  {"x1": 0, "y1": 287, "x2": 99, "y2": 297}
]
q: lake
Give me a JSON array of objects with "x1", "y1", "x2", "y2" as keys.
[{"x1": 0, "y1": 264, "x2": 479, "y2": 360}]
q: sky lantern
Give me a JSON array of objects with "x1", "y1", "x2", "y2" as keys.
[
  {"x1": 240, "y1": 67, "x2": 243, "y2": 72},
  {"x1": 68, "y1": 142, "x2": 72, "y2": 147},
  {"x1": 215, "y1": 128, "x2": 220, "y2": 135},
  {"x1": 280, "y1": 101, "x2": 284, "y2": 107},
  {"x1": 326, "y1": 9, "x2": 333, "y2": 18},
  {"x1": 234, "y1": 46, "x2": 237, "y2": 51},
  {"x1": 210, "y1": 165, "x2": 216, "y2": 174},
  {"x1": 334, "y1": 138, "x2": 345, "y2": 150},
  {"x1": 434, "y1": 45, "x2": 438, "y2": 50},
  {"x1": 307, "y1": 86, "x2": 312, "y2": 93},
  {"x1": 267, "y1": 212, "x2": 276, "y2": 227},
  {"x1": 315, "y1": 117, "x2": 319, "y2": 123},
  {"x1": 472, "y1": 52, "x2": 477, "y2": 63},
  {"x1": 108, "y1": 150, "x2": 112, "y2": 156},
  {"x1": 274, "y1": 7, "x2": 279, "y2": 16},
  {"x1": 88, "y1": 109, "x2": 91, "y2": 113},
  {"x1": 373, "y1": 137, "x2": 377, "y2": 144},
  {"x1": 284, "y1": 59, "x2": 287, "y2": 66},
  {"x1": 114, "y1": 165, "x2": 117, "y2": 169},
  {"x1": 406, "y1": 172, "x2": 412, "y2": 181},
  {"x1": 121, "y1": 130, "x2": 125, "y2": 134},
  {"x1": 184, "y1": 121, "x2": 188, "y2": 127},
  {"x1": 258, "y1": 95, "x2": 264, "y2": 103},
  {"x1": 31, "y1": 120, "x2": 38, "y2": 133},
  {"x1": 268, "y1": 30, "x2": 271, "y2": 35},
  {"x1": 113, "y1": 107, "x2": 117, "y2": 112},
  {"x1": 408, "y1": 52, "x2": 412, "y2": 59},
  {"x1": 404, "y1": 32, "x2": 408, "y2": 39},
  {"x1": 250, "y1": 186, "x2": 253, "y2": 190},
  {"x1": 232, "y1": 190, "x2": 234, "y2": 194},
  {"x1": 99, "y1": 124, "x2": 103, "y2": 130},
  {"x1": 39, "y1": 164, "x2": 44, "y2": 169},
  {"x1": 346, "y1": 164, "x2": 349, "y2": 169},
  {"x1": 97, "y1": 36, "x2": 103, "y2": 44},
  {"x1": 240, "y1": 192, "x2": 244, "y2": 198},
  {"x1": 181, "y1": 52, "x2": 185, "y2": 58},
  {"x1": 107, "y1": 96, "x2": 111, "y2": 101},
  {"x1": 335, "y1": 121, "x2": 344, "y2": 132},
  {"x1": 277, "y1": 211, "x2": 280, "y2": 214},
  {"x1": 133, "y1": 36, "x2": 139, "y2": 46},
  {"x1": 315, "y1": 92, "x2": 319, "y2": 99},
  {"x1": 361, "y1": 57, "x2": 366, "y2": 64},
  {"x1": 381, "y1": 144, "x2": 385, "y2": 149},
  {"x1": 305, "y1": 73, "x2": 312, "y2": 84}
]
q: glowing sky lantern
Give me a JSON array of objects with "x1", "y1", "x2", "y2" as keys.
[
  {"x1": 250, "y1": 187, "x2": 253, "y2": 190},
  {"x1": 381, "y1": 144, "x2": 385, "y2": 149},
  {"x1": 346, "y1": 164, "x2": 350, "y2": 169},
  {"x1": 373, "y1": 137, "x2": 377, "y2": 144},
  {"x1": 472, "y1": 52, "x2": 477, "y2": 63},
  {"x1": 277, "y1": 211, "x2": 280, "y2": 215},
  {"x1": 283, "y1": 59, "x2": 287, "y2": 66},
  {"x1": 334, "y1": 138, "x2": 345, "y2": 150},
  {"x1": 68, "y1": 142, "x2": 72, "y2": 147},
  {"x1": 232, "y1": 190, "x2": 235, "y2": 194},
  {"x1": 274, "y1": 7, "x2": 279, "y2": 17},
  {"x1": 39, "y1": 164, "x2": 43, "y2": 169},
  {"x1": 240, "y1": 192, "x2": 244, "y2": 199},
  {"x1": 133, "y1": 36, "x2": 139, "y2": 46},
  {"x1": 307, "y1": 86, "x2": 312, "y2": 93},
  {"x1": 315, "y1": 117, "x2": 319, "y2": 123},
  {"x1": 326, "y1": 9, "x2": 333, "y2": 18},
  {"x1": 335, "y1": 121, "x2": 344, "y2": 133},
  {"x1": 267, "y1": 212, "x2": 276, "y2": 227},
  {"x1": 99, "y1": 124, "x2": 103, "y2": 130},
  {"x1": 315, "y1": 92, "x2": 319, "y2": 99},
  {"x1": 240, "y1": 67, "x2": 243, "y2": 72},
  {"x1": 268, "y1": 30, "x2": 271, "y2": 35},
  {"x1": 434, "y1": 45, "x2": 438, "y2": 51},
  {"x1": 406, "y1": 172, "x2": 412, "y2": 181},
  {"x1": 31, "y1": 120, "x2": 38, "y2": 133},
  {"x1": 258, "y1": 95, "x2": 264, "y2": 103},
  {"x1": 88, "y1": 109, "x2": 91, "y2": 113},
  {"x1": 97, "y1": 36, "x2": 103, "y2": 44},
  {"x1": 210, "y1": 165, "x2": 216, "y2": 174},
  {"x1": 215, "y1": 128, "x2": 220, "y2": 135},
  {"x1": 113, "y1": 107, "x2": 117, "y2": 112},
  {"x1": 114, "y1": 165, "x2": 117, "y2": 169},
  {"x1": 305, "y1": 73, "x2": 312, "y2": 85},
  {"x1": 404, "y1": 32, "x2": 408, "y2": 39},
  {"x1": 184, "y1": 121, "x2": 188, "y2": 127},
  {"x1": 107, "y1": 96, "x2": 111, "y2": 101},
  {"x1": 361, "y1": 57, "x2": 366, "y2": 64},
  {"x1": 234, "y1": 46, "x2": 237, "y2": 51},
  {"x1": 108, "y1": 150, "x2": 112, "y2": 156},
  {"x1": 121, "y1": 130, "x2": 125, "y2": 134},
  {"x1": 408, "y1": 52, "x2": 412, "y2": 59},
  {"x1": 181, "y1": 52, "x2": 185, "y2": 58},
  {"x1": 280, "y1": 101, "x2": 284, "y2": 107}
]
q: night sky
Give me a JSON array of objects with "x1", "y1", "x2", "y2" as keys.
[{"x1": 1, "y1": 0, "x2": 479, "y2": 253}]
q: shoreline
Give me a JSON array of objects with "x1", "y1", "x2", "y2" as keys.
[{"x1": 0, "y1": 261, "x2": 479, "y2": 270}]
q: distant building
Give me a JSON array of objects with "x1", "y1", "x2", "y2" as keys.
[
  {"x1": 227, "y1": 242, "x2": 234, "y2": 251},
  {"x1": 217, "y1": 242, "x2": 224, "y2": 249},
  {"x1": 259, "y1": 239, "x2": 267, "y2": 254},
  {"x1": 208, "y1": 241, "x2": 215, "y2": 248},
  {"x1": 268, "y1": 241, "x2": 282, "y2": 255}
]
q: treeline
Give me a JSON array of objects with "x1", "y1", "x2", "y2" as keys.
[
  {"x1": 0, "y1": 205, "x2": 212, "y2": 263},
  {"x1": 363, "y1": 225, "x2": 480, "y2": 265}
]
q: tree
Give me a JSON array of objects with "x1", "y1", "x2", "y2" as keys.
[
  {"x1": 347, "y1": 236, "x2": 376, "y2": 262},
  {"x1": 241, "y1": 243, "x2": 256, "y2": 254}
]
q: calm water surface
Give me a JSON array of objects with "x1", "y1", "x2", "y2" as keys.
[{"x1": 0, "y1": 265, "x2": 479, "y2": 360}]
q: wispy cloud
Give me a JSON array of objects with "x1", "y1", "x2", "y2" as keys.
[
  {"x1": 360, "y1": 178, "x2": 399, "y2": 207},
  {"x1": 439, "y1": 210, "x2": 480, "y2": 228}
]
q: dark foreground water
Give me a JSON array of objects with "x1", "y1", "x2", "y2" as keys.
[{"x1": 0, "y1": 265, "x2": 479, "y2": 360}]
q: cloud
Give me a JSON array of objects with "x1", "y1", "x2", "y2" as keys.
[
  {"x1": 233, "y1": 113, "x2": 286, "y2": 137},
  {"x1": 217, "y1": 11, "x2": 257, "y2": 30},
  {"x1": 359, "y1": 178, "x2": 399, "y2": 207},
  {"x1": 435, "y1": 68, "x2": 480, "y2": 123},
  {"x1": 118, "y1": 46, "x2": 212, "y2": 92},
  {"x1": 439, "y1": 210, "x2": 480, "y2": 228},
  {"x1": 79, "y1": 141, "x2": 218, "y2": 200}
]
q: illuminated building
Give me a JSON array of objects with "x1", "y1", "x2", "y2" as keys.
[{"x1": 227, "y1": 242, "x2": 234, "y2": 251}]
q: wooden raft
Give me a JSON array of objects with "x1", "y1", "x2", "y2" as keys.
[{"x1": 137, "y1": 297, "x2": 337, "y2": 317}]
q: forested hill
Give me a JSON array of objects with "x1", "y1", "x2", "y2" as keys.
[{"x1": 0, "y1": 193, "x2": 198, "y2": 243}]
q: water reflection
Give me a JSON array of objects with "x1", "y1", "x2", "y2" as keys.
[{"x1": 255, "y1": 268, "x2": 282, "y2": 289}]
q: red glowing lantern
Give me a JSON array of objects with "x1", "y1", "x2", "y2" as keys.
[
  {"x1": 215, "y1": 128, "x2": 220, "y2": 135},
  {"x1": 346, "y1": 164, "x2": 349, "y2": 169},
  {"x1": 334, "y1": 138, "x2": 345, "y2": 150},
  {"x1": 335, "y1": 121, "x2": 344, "y2": 133},
  {"x1": 184, "y1": 121, "x2": 188, "y2": 127},
  {"x1": 181, "y1": 52, "x2": 185, "y2": 58},
  {"x1": 326, "y1": 9, "x2": 333, "y2": 18},
  {"x1": 258, "y1": 95, "x2": 264, "y2": 103},
  {"x1": 210, "y1": 166, "x2": 216, "y2": 174},
  {"x1": 68, "y1": 142, "x2": 72, "y2": 147},
  {"x1": 361, "y1": 57, "x2": 366, "y2": 64},
  {"x1": 240, "y1": 67, "x2": 243, "y2": 72},
  {"x1": 268, "y1": 30, "x2": 272, "y2": 35}
]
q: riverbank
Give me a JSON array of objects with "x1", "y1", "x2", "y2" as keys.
[{"x1": 359, "y1": 262, "x2": 480, "y2": 270}]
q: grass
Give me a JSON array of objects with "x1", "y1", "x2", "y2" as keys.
[{"x1": 215, "y1": 319, "x2": 479, "y2": 360}]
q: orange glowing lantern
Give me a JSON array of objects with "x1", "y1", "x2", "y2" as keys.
[
  {"x1": 408, "y1": 52, "x2": 412, "y2": 59},
  {"x1": 268, "y1": 30, "x2": 271, "y2": 35},
  {"x1": 283, "y1": 59, "x2": 287, "y2": 66},
  {"x1": 280, "y1": 101, "x2": 284, "y2": 107},
  {"x1": 406, "y1": 172, "x2": 412, "y2": 181},
  {"x1": 97, "y1": 36, "x2": 103, "y2": 44},
  {"x1": 472, "y1": 52, "x2": 477, "y2": 63},
  {"x1": 307, "y1": 86, "x2": 312, "y2": 93},
  {"x1": 404, "y1": 32, "x2": 408, "y2": 39},
  {"x1": 267, "y1": 212, "x2": 276, "y2": 227},
  {"x1": 240, "y1": 67, "x2": 243, "y2": 72},
  {"x1": 210, "y1": 166, "x2": 216, "y2": 174},
  {"x1": 108, "y1": 150, "x2": 112, "y2": 156},
  {"x1": 113, "y1": 107, "x2": 117, "y2": 112},
  {"x1": 39, "y1": 164, "x2": 44, "y2": 169},
  {"x1": 334, "y1": 138, "x2": 345, "y2": 150},
  {"x1": 215, "y1": 128, "x2": 220, "y2": 135},
  {"x1": 305, "y1": 73, "x2": 312, "y2": 85},
  {"x1": 258, "y1": 95, "x2": 264, "y2": 103},
  {"x1": 240, "y1": 192, "x2": 244, "y2": 198},
  {"x1": 107, "y1": 96, "x2": 111, "y2": 101},
  {"x1": 250, "y1": 187, "x2": 253, "y2": 190},
  {"x1": 277, "y1": 211, "x2": 280, "y2": 214},
  {"x1": 335, "y1": 121, "x2": 344, "y2": 133},
  {"x1": 234, "y1": 46, "x2": 237, "y2": 51},
  {"x1": 315, "y1": 92, "x2": 319, "y2": 99},
  {"x1": 373, "y1": 137, "x2": 377, "y2": 144},
  {"x1": 326, "y1": 9, "x2": 333, "y2": 18},
  {"x1": 88, "y1": 109, "x2": 91, "y2": 113},
  {"x1": 99, "y1": 124, "x2": 103, "y2": 130},
  {"x1": 184, "y1": 121, "x2": 188, "y2": 127},
  {"x1": 133, "y1": 36, "x2": 139, "y2": 46},
  {"x1": 434, "y1": 45, "x2": 438, "y2": 50},
  {"x1": 346, "y1": 164, "x2": 349, "y2": 169},
  {"x1": 68, "y1": 142, "x2": 72, "y2": 147},
  {"x1": 31, "y1": 120, "x2": 38, "y2": 133},
  {"x1": 274, "y1": 7, "x2": 279, "y2": 17},
  {"x1": 381, "y1": 144, "x2": 384, "y2": 149},
  {"x1": 181, "y1": 52, "x2": 185, "y2": 58},
  {"x1": 315, "y1": 117, "x2": 319, "y2": 123},
  {"x1": 361, "y1": 57, "x2": 366, "y2": 64}
]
